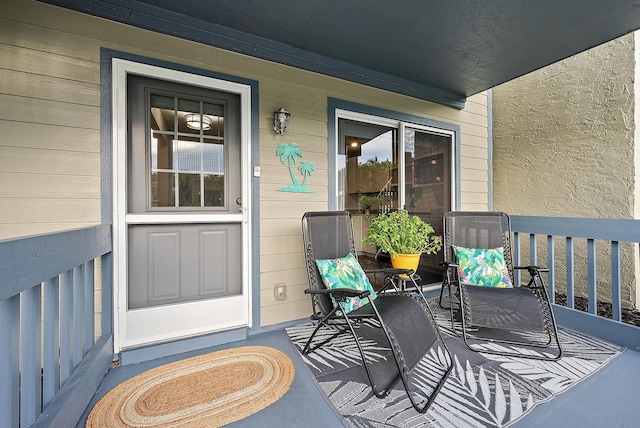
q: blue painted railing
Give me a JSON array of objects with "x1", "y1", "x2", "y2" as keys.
[
  {"x1": 1, "y1": 217, "x2": 639, "y2": 427},
  {"x1": 511, "y1": 215, "x2": 640, "y2": 351},
  {"x1": 0, "y1": 225, "x2": 114, "y2": 428}
]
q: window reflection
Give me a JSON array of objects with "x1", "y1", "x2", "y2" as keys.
[
  {"x1": 338, "y1": 119, "x2": 398, "y2": 214},
  {"x1": 338, "y1": 117, "x2": 453, "y2": 284}
]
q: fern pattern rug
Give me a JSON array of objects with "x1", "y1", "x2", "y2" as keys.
[{"x1": 286, "y1": 300, "x2": 622, "y2": 427}]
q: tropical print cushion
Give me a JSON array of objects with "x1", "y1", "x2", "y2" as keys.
[
  {"x1": 453, "y1": 245, "x2": 513, "y2": 288},
  {"x1": 315, "y1": 252, "x2": 377, "y2": 314}
]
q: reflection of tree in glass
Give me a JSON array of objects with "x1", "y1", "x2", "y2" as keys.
[{"x1": 359, "y1": 159, "x2": 393, "y2": 191}]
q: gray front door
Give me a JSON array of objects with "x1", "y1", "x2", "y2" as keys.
[{"x1": 121, "y1": 74, "x2": 247, "y2": 348}]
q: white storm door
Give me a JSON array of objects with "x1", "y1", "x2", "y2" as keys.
[{"x1": 113, "y1": 61, "x2": 251, "y2": 351}]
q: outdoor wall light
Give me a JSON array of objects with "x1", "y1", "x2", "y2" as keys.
[
  {"x1": 185, "y1": 113, "x2": 213, "y2": 131},
  {"x1": 273, "y1": 107, "x2": 290, "y2": 134}
]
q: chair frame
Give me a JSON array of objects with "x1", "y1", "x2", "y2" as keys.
[
  {"x1": 439, "y1": 211, "x2": 562, "y2": 360},
  {"x1": 301, "y1": 211, "x2": 453, "y2": 413}
]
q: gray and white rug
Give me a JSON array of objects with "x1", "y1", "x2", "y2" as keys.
[{"x1": 286, "y1": 299, "x2": 621, "y2": 427}]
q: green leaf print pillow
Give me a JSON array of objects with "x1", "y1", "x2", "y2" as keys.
[
  {"x1": 315, "y1": 252, "x2": 377, "y2": 313},
  {"x1": 453, "y1": 245, "x2": 513, "y2": 288}
]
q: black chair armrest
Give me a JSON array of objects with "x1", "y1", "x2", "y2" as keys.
[
  {"x1": 514, "y1": 265, "x2": 549, "y2": 274},
  {"x1": 366, "y1": 267, "x2": 414, "y2": 277},
  {"x1": 439, "y1": 261, "x2": 459, "y2": 270},
  {"x1": 304, "y1": 288, "x2": 370, "y2": 299}
]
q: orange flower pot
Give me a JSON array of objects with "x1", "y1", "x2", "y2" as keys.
[{"x1": 391, "y1": 253, "x2": 421, "y2": 279}]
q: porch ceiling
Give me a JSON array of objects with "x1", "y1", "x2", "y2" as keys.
[{"x1": 46, "y1": 0, "x2": 640, "y2": 108}]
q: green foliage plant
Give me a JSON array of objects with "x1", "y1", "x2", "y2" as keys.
[
  {"x1": 363, "y1": 209, "x2": 442, "y2": 258},
  {"x1": 358, "y1": 195, "x2": 385, "y2": 211}
]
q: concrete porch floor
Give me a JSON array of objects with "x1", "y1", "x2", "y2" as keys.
[{"x1": 77, "y1": 326, "x2": 640, "y2": 428}]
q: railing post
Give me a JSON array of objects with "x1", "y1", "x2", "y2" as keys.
[
  {"x1": 611, "y1": 241, "x2": 622, "y2": 322},
  {"x1": 102, "y1": 251, "x2": 114, "y2": 336},
  {"x1": 587, "y1": 239, "x2": 597, "y2": 314},
  {"x1": 529, "y1": 233, "x2": 537, "y2": 265},
  {"x1": 0, "y1": 294, "x2": 20, "y2": 428},
  {"x1": 20, "y1": 284, "x2": 43, "y2": 427},
  {"x1": 59, "y1": 270, "x2": 73, "y2": 385},
  {"x1": 43, "y1": 276, "x2": 61, "y2": 408},
  {"x1": 566, "y1": 237, "x2": 574, "y2": 309},
  {"x1": 73, "y1": 265, "x2": 85, "y2": 367},
  {"x1": 547, "y1": 235, "x2": 555, "y2": 301},
  {"x1": 513, "y1": 232, "x2": 521, "y2": 285},
  {"x1": 84, "y1": 260, "x2": 95, "y2": 351}
]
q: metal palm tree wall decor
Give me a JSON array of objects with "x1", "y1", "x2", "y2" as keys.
[{"x1": 276, "y1": 143, "x2": 314, "y2": 193}]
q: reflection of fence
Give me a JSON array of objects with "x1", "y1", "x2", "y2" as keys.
[
  {"x1": 1, "y1": 225, "x2": 113, "y2": 427},
  {"x1": 511, "y1": 215, "x2": 640, "y2": 351},
  {"x1": 376, "y1": 177, "x2": 395, "y2": 214}
]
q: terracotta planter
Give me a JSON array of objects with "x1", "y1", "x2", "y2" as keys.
[{"x1": 391, "y1": 253, "x2": 421, "y2": 278}]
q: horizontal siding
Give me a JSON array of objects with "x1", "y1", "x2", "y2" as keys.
[
  {"x1": 0, "y1": 173, "x2": 100, "y2": 198},
  {"x1": 259, "y1": 282, "x2": 309, "y2": 308},
  {"x1": 0, "y1": 69, "x2": 99, "y2": 105},
  {"x1": 0, "y1": 0, "x2": 489, "y2": 328},
  {"x1": 0, "y1": 44, "x2": 99, "y2": 83},
  {"x1": 0, "y1": 146, "x2": 100, "y2": 175},
  {"x1": 0, "y1": 199, "x2": 100, "y2": 223},
  {"x1": 261, "y1": 298, "x2": 310, "y2": 326},
  {"x1": 461, "y1": 158, "x2": 488, "y2": 174},
  {"x1": 463, "y1": 145, "x2": 488, "y2": 160},
  {"x1": 463, "y1": 133, "x2": 492, "y2": 148},
  {"x1": 261, "y1": 235, "x2": 304, "y2": 254},
  {"x1": 461, "y1": 179, "x2": 489, "y2": 193},
  {"x1": 0, "y1": 121, "x2": 99, "y2": 152},
  {"x1": 0, "y1": 94, "x2": 99, "y2": 128},
  {"x1": 260, "y1": 268, "x2": 308, "y2": 292}
]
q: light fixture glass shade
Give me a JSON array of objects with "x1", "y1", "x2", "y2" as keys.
[
  {"x1": 273, "y1": 107, "x2": 290, "y2": 134},
  {"x1": 185, "y1": 113, "x2": 213, "y2": 131}
]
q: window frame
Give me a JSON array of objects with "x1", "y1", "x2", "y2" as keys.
[{"x1": 329, "y1": 99, "x2": 460, "y2": 212}]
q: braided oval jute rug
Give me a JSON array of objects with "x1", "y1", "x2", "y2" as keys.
[{"x1": 86, "y1": 346, "x2": 295, "y2": 427}]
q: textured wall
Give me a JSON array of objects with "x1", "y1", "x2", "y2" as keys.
[
  {"x1": 494, "y1": 34, "x2": 635, "y2": 218},
  {"x1": 492, "y1": 33, "x2": 638, "y2": 308}
]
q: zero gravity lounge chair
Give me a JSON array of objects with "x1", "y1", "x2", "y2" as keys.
[
  {"x1": 301, "y1": 211, "x2": 452, "y2": 413},
  {"x1": 439, "y1": 211, "x2": 562, "y2": 360}
]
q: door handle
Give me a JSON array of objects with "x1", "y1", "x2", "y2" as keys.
[{"x1": 236, "y1": 197, "x2": 242, "y2": 212}]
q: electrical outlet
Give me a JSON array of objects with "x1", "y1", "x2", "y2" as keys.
[{"x1": 274, "y1": 283, "x2": 287, "y2": 301}]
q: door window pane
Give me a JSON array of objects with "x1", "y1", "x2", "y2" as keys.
[
  {"x1": 149, "y1": 95, "x2": 226, "y2": 209},
  {"x1": 150, "y1": 172, "x2": 175, "y2": 207},
  {"x1": 178, "y1": 173, "x2": 201, "y2": 207}
]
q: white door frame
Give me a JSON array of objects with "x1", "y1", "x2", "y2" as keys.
[{"x1": 111, "y1": 58, "x2": 252, "y2": 353}]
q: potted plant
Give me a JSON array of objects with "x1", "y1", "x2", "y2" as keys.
[{"x1": 363, "y1": 209, "x2": 442, "y2": 273}]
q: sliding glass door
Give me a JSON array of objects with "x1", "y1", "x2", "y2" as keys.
[{"x1": 337, "y1": 115, "x2": 454, "y2": 283}]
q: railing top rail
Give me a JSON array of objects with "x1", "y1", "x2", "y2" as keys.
[
  {"x1": 511, "y1": 215, "x2": 640, "y2": 243},
  {"x1": 0, "y1": 224, "x2": 112, "y2": 301}
]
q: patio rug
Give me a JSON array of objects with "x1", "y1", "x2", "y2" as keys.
[
  {"x1": 286, "y1": 298, "x2": 622, "y2": 427},
  {"x1": 85, "y1": 346, "x2": 295, "y2": 427}
]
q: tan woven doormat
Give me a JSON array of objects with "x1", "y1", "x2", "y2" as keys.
[{"x1": 86, "y1": 345, "x2": 295, "y2": 427}]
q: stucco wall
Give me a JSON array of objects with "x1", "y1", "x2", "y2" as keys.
[
  {"x1": 0, "y1": 0, "x2": 490, "y2": 327},
  {"x1": 492, "y1": 33, "x2": 638, "y2": 308}
]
